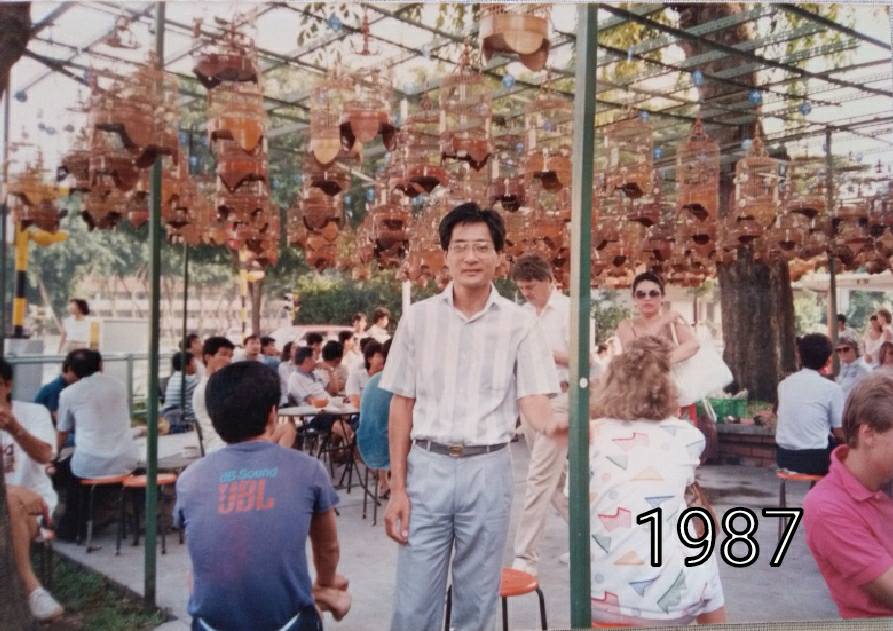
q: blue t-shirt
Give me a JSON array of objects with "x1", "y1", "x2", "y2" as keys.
[
  {"x1": 357, "y1": 372, "x2": 392, "y2": 470},
  {"x1": 175, "y1": 441, "x2": 339, "y2": 630},
  {"x1": 35, "y1": 375, "x2": 67, "y2": 414}
]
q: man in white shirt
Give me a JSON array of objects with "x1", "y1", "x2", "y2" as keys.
[
  {"x1": 193, "y1": 336, "x2": 235, "y2": 455},
  {"x1": 315, "y1": 341, "x2": 348, "y2": 396},
  {"x1": 0, "y1": 358, "x2": 64, "y2": 620},
  {"x1": 288, "y1": 347, "x2": 328, "y2": 405},
  {"x1": 381, "y1": 203, "x2": 564, "y2": 631},
  {"x1": 509, "y1": 253, "x2": 572, "y2": 576},
  {"x1": 234, "y1": 334, "x2": 264, "y2": 363},
  {"x1": 776, "y1": 333, "x2": 845, "y2": 475}
]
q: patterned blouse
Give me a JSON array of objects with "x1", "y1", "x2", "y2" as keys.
[{"x1": 589, "y1": 417, "x2": 725, "y2": 624}]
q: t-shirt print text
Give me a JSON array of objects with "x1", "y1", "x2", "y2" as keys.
[{"x1": 217, "y1": 466, "x2": 279, "y2": 514}]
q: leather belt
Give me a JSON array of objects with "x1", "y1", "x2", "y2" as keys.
[{"x1": 413, "y1": 439, "x2": 508, "y2": 458}]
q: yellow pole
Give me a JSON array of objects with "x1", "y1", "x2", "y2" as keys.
[{"x1": 12, "y1": 222, "x2": 27, "y2": 338}]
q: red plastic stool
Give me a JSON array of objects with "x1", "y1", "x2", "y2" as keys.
[
  {"x1": 116, "y1": 473, "x2": 179, "y2": 555},
  {"x1": 444, "y1": 567, "x2": 547, "y2": 631},
  {"x1": 776, "y1": 469, "x2": 823, "y2": 541}
]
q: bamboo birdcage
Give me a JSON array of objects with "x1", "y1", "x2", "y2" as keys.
[
  {"x1": 209, "y1": 80, "x2": 265, "y2": 154},
  {"x1": 604, "y1": 112, "x2": 654, "y2": 199},
  {"x1": 440, "y1": 43, "x2": 492, "y2": 171},
  {"x1": 784, "y1": 157, "x2": 827, "y2": 219},
  {"x1": 390, "y1": 97, "x2": 447, "y2": 198},
  {"x1": 733, "y1": 128, "x2": 781, "y2": 229},
  {"x1": 192, "y1": 15, "x2": 259, "y2": 89},
  {"x1": 310, "y1": 67, "x2": 353, "y2": 166},
  {"x1": 57, "y1": 129, "x2": 92, "y2": 193},
  {"x1": 6, "y1": 149, "x2": 64, "y2": 232},
  {"x1": 676, "y1": 117, "x2": 719, "y2": 222},
  {"x1": 524, "y1": 82, "x2": 572, "y2": 192},
  {"x1": 339, "y1": 68, "x2": 397, "y2": 152},
  {"x1": 489, "y1": 114, "x2": 525, "y2": 211},
  {"x1": 479, "y1": 3, "x2": 550, "y2": 71},
  {"x1": 369, "y1": 187, "x2": 411, "y2": 269}
]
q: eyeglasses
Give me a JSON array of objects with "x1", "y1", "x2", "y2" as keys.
[
  {"x1": 448, "y1": 241, "x2": 494, "y2": 255},
  {"x1": 635, "y1": 290, "x2": 662, "y2": 300}
]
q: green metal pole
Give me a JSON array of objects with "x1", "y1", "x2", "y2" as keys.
[
  {"x1": 825, "y1": 126, "x2": 839, "y2": 375},
  {"x1": 569, "y1": 4, "x2": 597, "y2": 628},
  {"x1": 179, "y1": 242, "x2": 188, "y2": 415},
  {"x1": 144, "y1": 0, "x2": 165, "y2": 609},
  {"x1": 0, "y1": 74, "x2": 10, "y2": 357}
]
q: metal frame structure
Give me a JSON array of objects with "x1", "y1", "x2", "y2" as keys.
[{"x1": 3, "y1": 2, "x2": 893, "y2": 624}]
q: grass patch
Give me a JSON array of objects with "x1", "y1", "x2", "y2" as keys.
[{"x1": 36, "y1": 552, "x2": 168, "y2": 630}]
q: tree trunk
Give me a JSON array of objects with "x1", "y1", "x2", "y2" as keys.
[
  {"x1": 0, "y1": 449, "x2": 34, "y2": 630},
  {"x1": 674, "y1": 2, "x2": 797, "y2": 402},
  {"x1": 249, "y1": 279, "x2": 263, "y2": 336},
  {"x1": 0, "y1": 2, "x2": 30, "y2": 100}
]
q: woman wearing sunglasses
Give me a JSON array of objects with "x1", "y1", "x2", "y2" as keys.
[{"x1": 615, "y1": 271, "x2": 700, "y2": 420}]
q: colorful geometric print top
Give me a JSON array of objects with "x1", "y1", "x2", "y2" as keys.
[{"x1": 589, "y1": 417, "x2": 724, "y2": 623}]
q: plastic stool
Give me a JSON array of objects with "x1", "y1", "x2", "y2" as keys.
[
  {"x1": 79, "y1": 474, "x2": 130, "y2": 552},
  {"x1": 444, "y1": 568, "x2": 547, "y2": 631},
  {"x1": 776, "y1": 469, "x2": 823, "y2": 541},
  {"x1": 116, "y1": 473, "x2": 178, "y2": 555}
]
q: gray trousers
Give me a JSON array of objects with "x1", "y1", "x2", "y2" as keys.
[{"x1": 390, "y1": 445, "x2": 513, "y2": 631}]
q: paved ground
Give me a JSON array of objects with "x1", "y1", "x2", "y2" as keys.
[{"x1": 54, "y1": 437, "x2": 840, "y2": 631}]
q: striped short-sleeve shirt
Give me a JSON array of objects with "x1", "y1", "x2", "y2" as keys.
[{"x1": 379, "y1": 283, "x2": 560, "y2": 445}]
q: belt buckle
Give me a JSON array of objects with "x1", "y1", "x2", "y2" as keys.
[{"x1": 447, "y1": 443, "x2": 464, "y2": 458}]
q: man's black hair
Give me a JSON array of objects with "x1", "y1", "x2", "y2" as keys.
[
  {"x1": 0, "y1": 357, "x2": 13, "y2": 383},
  {"x1": 363, "y1": 339, "x2": 384, "y2": 371},
  {"x1": 206, "y1": 362, "x2": 280, "y2": 444},
  {"x1": 172, "y1": 351, "x2": 194, "y2": 373},
  {"x1": 202, "y1": 337, "x2": 235, "y2": 364},
  {"x1": 180, "y1": 332, "x2": 200, "y2": 351},
  {"x1": 260, "y1": 336, "x2": 276, "y2": 349},
  {"x1": 243, "y1": 334, "x2": 259, "y2": 346},
  {"x1": 305, "y1": 332, "x2": 324, "y2": 346},
  {"x1": 359, "y1": 337, "x2": 372, "y2": 354},
  {"x1": 438, "y1": 202, "x2": 505, "y2": 253},
  {"x1": 837, "y1": 314, "x2": 847, "y2": 325},
  {"x1": 798, "y1": 333, "x2": 833, "y2": 371},
  {"x1": 280, "y1": 341, "x2": 294, "y2": 363},
  {"x1": 295, "y1": 346, "x2": 315, "y2": 365},
  {"x1": 67, "y1": 348, "x2": 101, "y2": 379},
  {"x1": 338, "y1": 330, "x2": 353, "y2": 344},
  {"x1": 322, "y1": 340, "x2": 344, "y2": 363}
]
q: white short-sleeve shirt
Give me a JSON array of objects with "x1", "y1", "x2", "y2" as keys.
[
  {"x1": 2, "y1": 401, "x2": 58, "y2": 513},
  {"x1": 776, "y1": 368, "x2": 845, "y2": 450},
  {"x1": 63, "y1": 316, "x2": 91, "y2": 345}
]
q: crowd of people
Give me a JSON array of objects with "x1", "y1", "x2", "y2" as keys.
[{"x1": 3, "y1": 201, "x2": 892, "y2": 628}]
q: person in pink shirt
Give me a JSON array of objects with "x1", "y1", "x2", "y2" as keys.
[{"x1": 803, "y1": 371, "x2": 893, "y2": 619}]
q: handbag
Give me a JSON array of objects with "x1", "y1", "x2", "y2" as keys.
[{"x1": 670, "y1": 321, "x2": 733, "y2": 406}]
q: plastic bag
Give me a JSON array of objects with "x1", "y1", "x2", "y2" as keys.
[{"x1": 672, "y1": 324, "x2": 733, "y2": 406}]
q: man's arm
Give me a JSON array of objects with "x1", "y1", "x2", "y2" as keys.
[
  {"x1": 309, "y1": 508, "x2": 341, "y2": 587},
  {"x1": 552, "y1": 350, "x2": 569, "y2": 368},
  {"x1": 864, "y1": 566, "x2": 893, "y2": 608},
  {"x1": 0, "y1": 410, "x2": 53, "y2": 464},
  {"x1": 518, "y1": 394, "x2": 567, "y2": 436},
  {"x1": 384, "y1": 394, "x2": 414, "y2": 544}
]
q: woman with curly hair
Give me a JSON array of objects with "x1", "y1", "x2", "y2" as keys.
[{"x1": 588, "y1": 335, "x2": 726, "y2": 627}]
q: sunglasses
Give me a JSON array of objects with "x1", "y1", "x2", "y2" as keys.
[{"x1": 635, "y1": 290, "x2": 662, "y2": 300}]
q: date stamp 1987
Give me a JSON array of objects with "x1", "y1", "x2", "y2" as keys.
[{"x1": 635, "y1": 507, "x2": 804, "y2": 568}]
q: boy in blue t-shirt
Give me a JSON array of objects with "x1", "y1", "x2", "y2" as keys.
[{"x1": 175, "y1": 362, "x2": 350, "y2": 631}]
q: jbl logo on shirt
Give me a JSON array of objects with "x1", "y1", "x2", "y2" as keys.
[{"x1": 217, "y1": 480, "x2": 275, "y2": 514}]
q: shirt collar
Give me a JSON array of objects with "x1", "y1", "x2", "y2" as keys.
[
  {"x1": 439, "y1": 282, "x2": 501, "y2": 320},
  {"x1": 829, "y1": 445, "x2": 888, "y2": 502}
]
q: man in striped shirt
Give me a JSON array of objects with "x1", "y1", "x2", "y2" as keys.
[{"x1": 381, "y1": 203, "x2": 565, "y2": 631}]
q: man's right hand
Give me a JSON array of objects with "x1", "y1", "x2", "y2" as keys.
[{"x1": 384, "y1": 489, "x2": 410, "y2": 544}]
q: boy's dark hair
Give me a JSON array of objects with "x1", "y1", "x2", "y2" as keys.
[
  {"x1": 0, "y1": 357, "x2": 13, "y2": 383},
  {"x1": 338, "y1": 330, "x2": 353, "y2": 344},
  {"x1": 61, "y1": 359, "x2": 71, "y2": 373},
  {"x1": 363, "y1": 339, "x2": 384, "y2": 371},
  {"x1": 70, "y1": 298, "x2": 90, "y2": 316},
  {"x1": 438, "y1": 202, "x2": 505, "y2": 252},
  {"x1": 206, "y1": 362, "x2": 280, "y2": 444},
  {"x1": 798, "y1": 333, "x2": 833, "y2": 371},
  {"x1": 511, "y1": 253, "x2": 552, "y2": 283},
  {"x1": 295, "y1": 346, "x2": 315, "y2": 365},
  {"x1": 260, "y1": 336, "x2": 276, "y2": 349},
  {"x1": 359, "y1": 337, "x2": 372, "y2": 354},
  {"x1": 243, "y1": 334, "x2": 259, "y2": 346},
  {"x1": 836, "y1": 314, "x2": 847, "y2": 325},
  {"x1": 180, "y1": 332, "x2": 200, "y2": 351},
  {"x1": 171, "y1": 351, "x2": 194, "y2": 373},
  {"x1": 280, "y1": 341, "x2": 294, "y2": 363},
  {"x1": 322, "y1": 340, "x2": 344, "y2": 363},
  {"x1": 202, "y1": 337, "x2": 235, "y2": 364},
  {"x1": 305, "y1": 332, "x2": 324, "y2": 347},
  {"x1": 67, "y1": 348, "x2": 101, "y2": 379},
  {"x1": 632, "y1": 271, "x2": 665, "y2": 295},
  {"x1": 372, "y1": 307, "x2": 391, "y2": 323},
  {"x1": 382, "y1": 338, "x2": 392, "y2": 362}
]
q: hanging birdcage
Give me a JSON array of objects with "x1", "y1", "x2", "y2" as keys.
[
  {"x1": 523, "y1": 83, "x2": 572, "y2": 192},
  {"x1": 308, "y1": 67, "x2": 352, "y2": 166},
  {"x1": 784, "y1": 157, "x2": 827, "y2": 219},
  {"x1": 57, "y1": 129, "x2": 92, "y2": 193},
  {"x1": 305, "y1": 150, "x2": 356, "y2": 198},
  {"x1": 440, "y1": 43, "x2": 492, "y2": 171},
  {"x1": 604, "y1": 112, "x2": 654, "y2": 199},
  {"x1": 339, "y1": 68, "x2": 397, "y2": 152},
  {"x1": 479, "y1": 3, "x2": 550, "y2": 71},
  {"x1": 389, "y1": 98, "x2": 448, "y2": 198},
  {"x1": 209, "y1": 80, "x2": 265, "y2": 154},
  {"x1": 404, "y1": 202, "x2": 447, "y2": 287},
  {"x1": 676, "y1": 117, "x2": 719, "y2": 222},
  {"x1": 369, "y1": 188, "x2": 411, "y2": 269},
  {"x1": 489, "y1": 115, "x2": 525, "y2": 211},
  {"x1": 192, "y1": 16, "x2": 259, "y2": 89},
  {"x1": 89, "y1": 132, "x2": 140, "y2": 192},
  {"x1": 733, "y1": 128, "x2": 781, "y2": 229}
]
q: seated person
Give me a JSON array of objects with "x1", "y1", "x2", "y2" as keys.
[
  {"x1": 288, "y1": 347, "x2": 328, "y2": 407},
  {"x1": 235, "y1": 334, "x2": 263, "y2": 363},
  {"x1": 588, "y1": 336, "x2": 725, "y2": 626},
  {"x1": 260, "y1": 336, "x2": 281, "y2": 369},
  {"x1": 193, "y1": 337, "x2": 235, "y2": 455},
  {"x1": 162, "y1": 352, "x2": 198, "y2": 433},
  {"x1": 315, "y1": 340, "x2": 348, "y2": 397},
  {"x1": 304, "y1": 332, "x2": 324, "y2": 363},
  {"x1": 345, "y1": 340, "x2": 385, "y2": 410},
  {"x1": 175, "y1": 362, "x2": 350, "y2": 630},
  {"x1": 775, "y1": 333, "x2": 845, "y2": 475},
  {"x1": 836, "y1": 337, "x2": 871, "y2": 396},
  {"x1": 278, "y1": 341, "x2": 298, "y2": 407},
  {"x1": 357, "y1": 340, "x2": 392, "y2": 496},
  {"x1": 0, "y1": 357, "x2": 63, "y2": 620},
  {"x1": 34, "y1": 358, "x2": 78, "y2": 425},
  {"x1": 804, "y1": 371, "x2": 893, "y2": 618}
]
